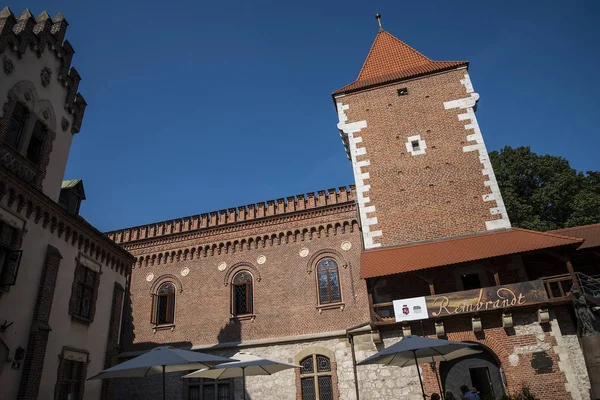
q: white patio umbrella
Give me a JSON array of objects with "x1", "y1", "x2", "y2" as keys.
[
  {"x1": 88, "y1": 346, "x2": 237, "y2": 400},
  {"x1": 183, "y1": 353, "x2": 300, "y2": 399},
  {"x1": 357, "y1": 335, "x2": 481, "y2": 400}
]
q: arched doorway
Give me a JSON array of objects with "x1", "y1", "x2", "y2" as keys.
[{"x1": 439, "y1": 346, "x2": 506, "y2": 400}]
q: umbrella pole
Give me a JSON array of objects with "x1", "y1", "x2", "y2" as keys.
[
  {"x1": 434, "y1": 364, "x2": 444, "y2": 400},
  {"x1": 413, "y1": 351, "x2": 427, "y2": 400},
  {"x1": 162, "y1": 365, "x2": 166, "y2": 400},
  {"x1": 242, "y1": 366, "x2": 246, "y2": 400}
]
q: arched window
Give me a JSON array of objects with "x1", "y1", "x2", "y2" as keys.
[
  {"x1": 317, "y1": 258, "x2": 341, "y2": 304},
  {"x1": 300, "y1": 354, "x2": 333, "y2": 400},
  {"x1": 231, "y1": 271, "x2": 253, "y2": 316},
  {"x1": 152, "y1": 282, "x2": 175, "y2": 325}
]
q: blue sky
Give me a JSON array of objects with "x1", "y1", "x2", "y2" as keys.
[{"x1": 8, "y1": 0, "x2": 600, "y2": 231}]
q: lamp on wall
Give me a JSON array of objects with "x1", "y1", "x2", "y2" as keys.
[
  {"x1": 435, "y1": 321, "x2": 445, "y2": 337},
  {"x1": 472, "y1": 316, "x2": 482, "y2": 332},
  {"x1": 538, "y1": 308, "x2": 550, "y2": 324},
  {"x1": 502, "y1": 313, "x2": 513, "y2": 328}
]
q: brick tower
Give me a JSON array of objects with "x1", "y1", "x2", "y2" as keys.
[{"x1": 334, "y1": 18, "x2": 510, "y2": 249}]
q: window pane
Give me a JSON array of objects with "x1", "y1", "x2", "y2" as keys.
[
  {"x1": 72, "y1": 361, "x2": 82, "y2": 380},
  {"x1": 318, "y1": 271, "x2": 329, "y2": 303},
  {"x1": 233, "y1": 271, "x2": 252, "y2": 285},
  {"x1": 328, "y1": 270, "x2": 341, "y2": 303},
  {"x1": 316, "y1": 356, "x2": 330, "y2": 372},
  {"x1": 157, "y1": 295, "x2": 169, "y2": 324},
  {"x1": 217, "y1": 384, "x2": 229, "y2": 400},
  {"x1": 203, "y1": 385, "x2": 215, "y2": 399},
  {"x1": 233, "y1": 284, "x2": 248, "y2": 315},
  {"x1": 73, "y1": 284, "x2": 83, "y2": 314},
  {"x1": 301, "y1": 377, "x2": 316, "y2": 400},
  {"x1": 300, "y1": 357, "x2": 314, "y2": 374},
  {"x1": 6, "y1": 103, "x2": 27, "y2": 149},
  {"x1": 84, "y1": 270, "x2": 94, "y2": 286},
  {"x1": 167, "y1": 292, "x2": 175, "y2": 323},
  {"x1": 318, "y1": 376, "x2": 333, "y2": 400},
  {"x1": 0, "y1": 223, "x2": 13, "y2": 246},
  {"x1": 188, "y1": 386, "x2": 200, "y2": 400},
  {"x1": 158, "y1": 283, "x2": 175, "y2": 294},
  {"x1": 81, "y1": 287, "x2": 92, "y2": 317},
  {"x1": 26, "y1": 121, "x2": 46, "y2": 164}
]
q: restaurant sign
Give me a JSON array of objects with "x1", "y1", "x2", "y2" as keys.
[{"x1": 393, "y1": 280, "x2": 548, "y2": 323}]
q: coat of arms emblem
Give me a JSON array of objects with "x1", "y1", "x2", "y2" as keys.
[{"x1": 402, "y1": 304, "x2": 410, "y2": 315}]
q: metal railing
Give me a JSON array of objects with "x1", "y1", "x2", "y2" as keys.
[{"x1": 576, "y1": 272, "x2": 600, "y2": 298}]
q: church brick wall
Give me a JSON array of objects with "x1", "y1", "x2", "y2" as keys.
[{"x1": 117, "y1": 196, "x2": 370, "y2": 351}]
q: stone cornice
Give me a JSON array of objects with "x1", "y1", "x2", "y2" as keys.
[
  {"x1": 131, "y1": 217, "x2": 359, "y2": 268},
  {"x1": 0, "y1": 8, "x2": 86, "y2": 133},
  {"x1": 0, "y1": 166, "x2": 134, "y2": 275},
  {"x1": 107, "y1": 185, "x2": 357, "y2": 247}
]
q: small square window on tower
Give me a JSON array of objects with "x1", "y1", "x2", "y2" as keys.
[
  {"x1": 405, "y1": 135, "x2": 427, "y2": 156},
  {"x1": 397, "y1": 87, "x2": 408, "y2": 96}
]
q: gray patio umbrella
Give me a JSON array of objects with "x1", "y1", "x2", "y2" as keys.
[
  {"x1": 357, "y1": 335, "x2": 481, "y2": 400},
  {"x1": 88, "y1": 346, "x2": 237, "y2": 400},
  {"x1": 183, "y1": 353, "x2": 300, "y2": 399}
]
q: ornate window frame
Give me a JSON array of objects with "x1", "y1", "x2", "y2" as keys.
[
  {"x1": 307, "y1": 250, "x2": 346, "y2": 311},
  {"x1": 230, "y1": 270, "x2": 254, "y2": 320},
  {"x1": 68, "y1": 254, "x2": 102, "y2": 324},
  {"x1": 0, "y1": 81, "x2": 57, "y2": 188},
  {"x1": 53, "y1": 346, "x2": 89, "y2": 400},
  {"x1": 150, "y1": 274, "x2": 182, "y2": 331},
  {"x1": 294, "y1": 347, "x2": 339, "y2": 400},
  {"x1": 0, "y1": 205, "x2": 24, "y2": 294}
]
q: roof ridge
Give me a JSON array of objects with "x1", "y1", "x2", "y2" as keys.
[
  {"x1": 364, "y1": 227, "x2": 585, "y2": 255},
  {"x1": 364, "y1": 229, "x2": 515, "y2": 253},
  {"x1": 549, "y1": 223, "x2": 600, "y2": 233},
  {"x1": 511, "y1": 227, "x2": 584, "y2": 243}
]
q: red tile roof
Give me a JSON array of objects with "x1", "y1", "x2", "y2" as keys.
[
  {"x1": 360, "y1": 228, "x2": 584, "y2": 279},
  {"x1": 550, "y1": 223, "x2": 600, "y2": 250},
  {"x1": 333, "y1": 30, "x2": 468, "y2": 95}
]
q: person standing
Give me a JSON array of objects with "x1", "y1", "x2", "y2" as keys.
[{"x1": 460, "y1": 385, "x2": 480, "y2": 400}]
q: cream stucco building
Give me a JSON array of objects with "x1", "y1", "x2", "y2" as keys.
[{"x1": 0, "y1": 7, "x2": 134, "y2": 400}]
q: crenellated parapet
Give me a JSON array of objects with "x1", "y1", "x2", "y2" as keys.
[
  {"x1": 106, "y1": 186, "x2": 357, "y2": 245},
  {"x1": 131, "y1": 218, "x2": 359, "y2": 269},
  {"x1": 0, "y1": 7, "x2": 86, "y2": 133}
]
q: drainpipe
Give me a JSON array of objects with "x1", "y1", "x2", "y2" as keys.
[
  {"x1": 347, "y1": 322, "x2": 371, "y2": 400},
  {"x1": 347, "y1": 333, "x2": 360, "y2": 400}
]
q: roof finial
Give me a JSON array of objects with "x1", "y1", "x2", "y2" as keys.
[{"x1": 375, "y1": 13, "x2": 384, "y2": 32}]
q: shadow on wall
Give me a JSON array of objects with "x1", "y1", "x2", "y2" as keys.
[{"x1": 216, "y1": 318, "x2": 242, "y2": 345}]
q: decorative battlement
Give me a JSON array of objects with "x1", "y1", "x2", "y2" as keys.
[
  {"x1": 106, "y1": 186, "x2": 357, "y2": 245},
  {"x1": 0, "y1": 8, "x2": 86, "y2": 133}
]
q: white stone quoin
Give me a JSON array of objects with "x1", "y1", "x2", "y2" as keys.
[
  {"x1": 443, "y1": 73, "x2": 511, "y2": 231},
  {"x1": 336, "y1": 102, "x2": 382, "y2": 249}
]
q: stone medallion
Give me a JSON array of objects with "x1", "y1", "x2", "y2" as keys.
[
  {"x1": 61, "y1": 116, "x2": 70, "y2": 132},
  {"x1": 341, "y1": 241, "x2": 352, "y2": 251},
  {"x1": 218, "y1": 262, "x2": 227, "y2": 271},
  {"x1": 181, "y1": 267, "x2": 190, "y2": 277},
  {"x1": 299, "y1": 248, "x2": 309, "y2": 258},
  {"x1": 3, "y1": 56, "x2": 14, "y2": 75},
  {"x1": 41, "y1": 67, "x2": 52, "y2": 87},
  {"x1": 146, "y1": 272, "x2": 154, "y2": 282},
  {"x1": 257, "y1": 255, "x2": 266, "y2": 265}
]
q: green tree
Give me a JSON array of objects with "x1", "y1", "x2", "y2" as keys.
[{"x1": 489, "y1": 146, "x2": 600, "y2": 231}]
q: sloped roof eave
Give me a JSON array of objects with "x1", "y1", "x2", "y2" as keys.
[
  {"x1": 360, "y1": 228, "x2": 584, "y2": 279},
  {"x1": 333, "y1": 61, "x2": 469, "y2": 96}
]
